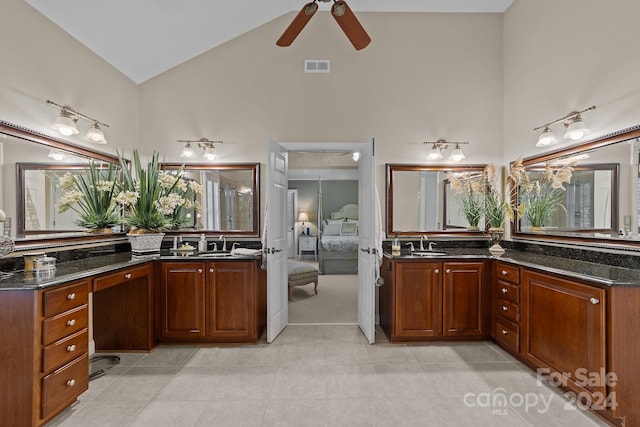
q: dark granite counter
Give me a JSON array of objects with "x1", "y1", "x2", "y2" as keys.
[
  {"x1": 384, "y1": 248, "x2": 640, "y2": 287},
  {"x1": 0, "y1": 250, "x2": 262, "y2": 291}
]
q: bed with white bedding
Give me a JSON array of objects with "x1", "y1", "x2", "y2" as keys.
[{"x1": 318, "y1": 204, "x2": 359, "y2": 275}]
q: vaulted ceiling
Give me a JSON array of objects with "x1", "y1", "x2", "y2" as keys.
[{"x1": 25, "y1": 0, "x2": 513, "y2": 84}]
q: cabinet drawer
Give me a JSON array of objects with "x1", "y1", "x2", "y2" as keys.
[
  {"x1": 42, "y1": 305, "x2": 88, "y2": 346},
  {"x1": 494, "y1": 262, "x2": 519, "y2": 284},
  {"x1": 299, "y1": 237, "x2": 316, "y2": 250},
  {"x1": 43, "y1": 281, "x2": 89, "y2": 318},
  {"x1": 93, "y1": 264, "x2": 150, "y2": 292},
  {"x1": 41, "y1": 354, "x2": 89, "y2": 419},
  {"x1": 496, "y1": 280, "x2": 519, "y2": 304},
  {"x1": 42, "y1": 329, "x2": 88, "y2": 373},
  {"x1": 496, "y1": 298, "x2": 519, "y2": 324},
  {"x1": 495, "y1": 319, "x2": 519, "y2": 353}
]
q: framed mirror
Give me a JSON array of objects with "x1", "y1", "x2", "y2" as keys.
[
  {"x1": 160, "y1": 163, "x2": 260, "y2": 236},
  {"x1": 512, "y1": 125, "x2": 640, "y2": 246},
  {"x1": 1, "y1": 121, "x2": 126, "y2": 246},
  {"x1": 386, "y1": 164, "x2": 487, "y2": 236}
]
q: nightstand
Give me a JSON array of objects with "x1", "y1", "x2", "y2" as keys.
[{"x1": 298, "y1": 235, "x2": 317, "y2": 260}]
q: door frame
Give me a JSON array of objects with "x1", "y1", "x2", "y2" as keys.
[{"x1": 267, "y1": 141, "x2": 376, "y2": 342}]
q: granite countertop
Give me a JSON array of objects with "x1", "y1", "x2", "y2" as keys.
[
  {"x1": 384, "y1": 248, "x2": 640, "y2": 287},
  {"x1": 0, "y1": 250, "x2": 262, "y2": 290}
]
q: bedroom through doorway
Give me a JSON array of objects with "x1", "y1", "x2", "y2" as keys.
[{"x1": 287, "y1": 151, "x2": 359, "y2": 324}]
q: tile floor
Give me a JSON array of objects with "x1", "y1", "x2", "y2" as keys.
[{"x1": 47, "y1": 325, "x2": 611, "y2": 427}]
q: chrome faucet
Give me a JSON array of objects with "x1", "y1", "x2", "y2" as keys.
[
  {"x1": 232, "y1": 242, "x2": 241, "y2": 251},
  {"x1": 428, "y1": 241, "x2": 437, "y2": 251},
  {"x1": 405, "y1": 242, "x2": 415, "y2": 252},
  {"x1": 219, "y1": 235, "x2": 227, "y2": 252},
  {"x1": 420, "y1": 234, "x2": 428, "y2": 251}
]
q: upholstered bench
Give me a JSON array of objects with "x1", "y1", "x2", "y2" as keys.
[{"x1": 288, "y1": 260, "x2": 319, "y2": 301}]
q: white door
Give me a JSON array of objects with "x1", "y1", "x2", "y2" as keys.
[
  {"x1": 266, "y1": 140, "x2": 289, "y2": 343},
  {"x1": 358, "y1": 139, "x2": 376, "y2": 344}
]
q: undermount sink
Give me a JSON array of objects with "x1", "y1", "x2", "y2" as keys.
[{"x1": 410, "y1": 251, "x2": 449, "y2": 257}]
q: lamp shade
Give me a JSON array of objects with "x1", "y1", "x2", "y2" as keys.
[
  {"x1": 203, "y1": 146, "x2": 217, "y2": 160},
  {"x1": 52, "y1": 113, "x2": 79, "y2": 136},
  {"x1": 564, "y1": 116, "x2": 590, "y2": 140},
  {"x1": 84, "y1": 123, "x2": 107, "y2": 144},
  {"x1": 180, "y1": 143, "x2": 195, "y2": 158},
  {"x1": 427, "y1": 145, "x2": 443, "y2": 160},
  {"x1": 449, "y1": 145, "x2": 466, "y2": 162},
  {"x1": 297, "y1": 212, "x2": 309, "y2": 223},
  {"x1": 536, "y1": 126, "x2": 558, "y2": 147}
]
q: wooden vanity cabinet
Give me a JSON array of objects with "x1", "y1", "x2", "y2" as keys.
[
  {"x1": 0, "y1": 279, "x2": 90, "y2": 427},
  {"x1": 379, "y1": 257, "x2": 487, "y2": 342},
  {"x1": 521, "y1": 268, "x2": 607, "y2": 397},
  {"x1": 158, "y1": 260, "x2": 266, "y2": 343},
  {"x1": 492, "y1": 260, "x2": 521, "y2": 354}
]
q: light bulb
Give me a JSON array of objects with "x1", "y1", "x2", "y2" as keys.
[
  {"x1": 203, "y1": 146, "x2": 217, "y2": 161},
  {"x1": 449, "y1": 145, "x2": 466, "y2": 162},
  {"x1": 84, "y1": 123, "x2": 107, "y2": 144},
  {"x1": 564, "y1": 116, "x2": 590, "y2": 140},
  {"x1": 52, "y1": 113, "x2": 79, "y2": 136},
  {"x1": 427, "y1": 145, "x2": 443, "y2": 161}
]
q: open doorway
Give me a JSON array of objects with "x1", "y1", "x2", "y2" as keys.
[
  {"x1": 287, "y1": 152, "x2": 359, "y2": 324},
  {"x1": 266, "y1": 140, "x2": 376, "y2": 344}
]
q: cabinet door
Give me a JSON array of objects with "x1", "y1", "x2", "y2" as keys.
[
  {"x1": 521, "y1": 269, "x2": 606, "y2": 396},
  {"x1": 395, "y1": 262, "x2": 442, "y2": 337},
  {"x1": 206, "y1": 261, "x2": 254, "y2": 339},
  {"x1": 443, "y1": 261, "x2": 487, "y2": 337},
  {"x1": 160, "y1": 262, "x2": 206, "y2": 338}
]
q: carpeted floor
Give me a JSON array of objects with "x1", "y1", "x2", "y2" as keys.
[{"x1": 288, "y1": 262, "x2": 358, "y2": 324}]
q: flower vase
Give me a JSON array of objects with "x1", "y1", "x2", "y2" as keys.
[
  {"x1": 488, "y1": 228, "x2": 505, "y2": 256},
  {"x1": 530, "y1": 226, "x2": 546, "y2": 233},
  {"x1": 127, "y1": 232, "x2": 165, "y2": 254}
]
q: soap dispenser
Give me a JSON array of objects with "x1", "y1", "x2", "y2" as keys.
[
  {"x1": 198, "y1": 234, "x2": 207, "y2": 252},
  {"x1": 392, "y1": 234, "x2": 400, "y2": 252}
]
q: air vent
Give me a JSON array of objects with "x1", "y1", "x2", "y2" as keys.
[{"x1": 304, "y1": 60, "x2": 331, "y2": 73}]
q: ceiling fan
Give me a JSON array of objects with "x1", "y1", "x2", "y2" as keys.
[{"x1": 276, "y1": 0, "x2": 371, "y2": 50}]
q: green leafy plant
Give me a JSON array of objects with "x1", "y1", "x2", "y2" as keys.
[
  {"x1": 508, "y1": 158, "x2": 574, "y2": 229},
  {"x1": 56, "y1": 161, "x2": 120, "y2": 231},
  {"x1": 481, "y1": 163, "x2": 511, "y2": 230},
  {"x1": 116, "y1": 150, "x2": 185, "y2": 233},
  {"x1": 447, "y1": 172, "x2": 484, "y2": 228}
]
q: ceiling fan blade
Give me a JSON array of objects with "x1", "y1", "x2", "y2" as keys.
[
  {"x1": 331, "y1": 0, "x2": 371, "y2": 50},
  {"x1": 276, "y1": 2, "x2": 318, "y2": 47}
]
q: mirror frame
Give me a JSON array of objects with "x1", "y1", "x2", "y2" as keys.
[
  {"x1": 1, "y1": 120, "x2": 127, "y2": 248},
  {"x1": 511, "y1": 124, "x2": 640, "y2": 247},
  {"x1": 386, "y1": 163, "x2": 488, "y2": 237},
  {"x1": 160, "y1": 163, "x2": 260, "y2": 237}
]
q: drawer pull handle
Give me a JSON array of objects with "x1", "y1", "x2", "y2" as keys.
[
  {"x1": 209, "y1": 268, "x2": 214, "y2": 273},
  {"x1": 67, "y1": 344, "x2": 77, "y2": 352},
  {"x1": 501, "y1": 329, "x2": 508, "y2": 335},
  {"x1": 198, "y1": 269, "x2": 203, "y2": 273},
  {"x1": 445, "y1": 269, "x2": 451, "y2": 274},
  {"x1": 502, "y1": 306, "x2": 508, "y2": 311},
  {"x1": 67, "y1": 293, "x2": 76, "y2": 300},
  {"x1": 434, "y1": 269, "x2": 439, "y2": 274},
  {"x1": 66, "y1": 319, "x2": 76, "y2": 326},
  {"x1": 124, "y1": 273, "x2": 132, "y2": 279},
  {"x1": 66, "y1": 379, "x2": 76, "y2": 387},
  {"x1": 501, "y1": 288, "x2": 508, "y2": 294},
  {"x1": 501, "y1": 270, "x2": 508, "y2": 276},
  {"x1": 590, "y1": 297, "x2": 600, "y2": 305}
]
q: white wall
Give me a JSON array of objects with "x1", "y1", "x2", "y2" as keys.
[
  {"x1": 0, "y1": 0, "x2": 139, "y2": 156},
  {"x1": 503, "y1": 0, "x2": 640, "y2": 162}
]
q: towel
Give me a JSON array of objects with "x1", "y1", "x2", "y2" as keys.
[
  {"x1": 231, "y1": 248, "x2": 262, "y2": 256},
  {"x1": 374, "y1": 184, "x2": 384, "y2": 284}
]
